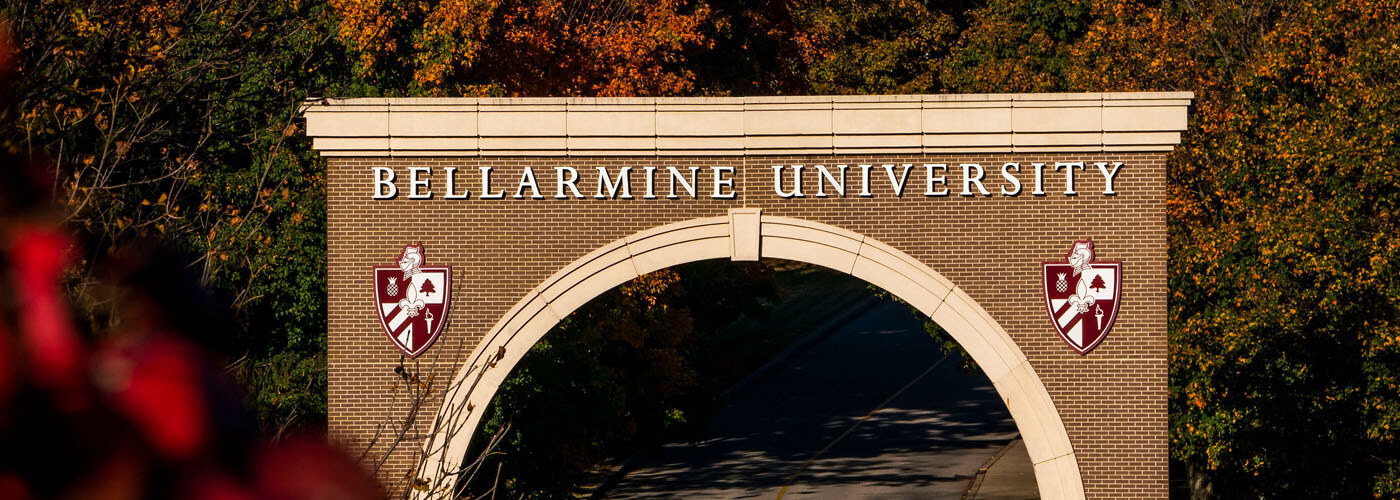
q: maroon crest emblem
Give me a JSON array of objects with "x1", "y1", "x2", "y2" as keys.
[
  {"x1": 374, "y1": 243, "x2": 451, "y2": 358},
  {"x1": 1042, "y1": 240, "x2": 1121, "y2": 355}
]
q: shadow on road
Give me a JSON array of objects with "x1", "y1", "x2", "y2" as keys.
[{"x1": 604, "y1": 299, "x2": 1036, "y2": 499}]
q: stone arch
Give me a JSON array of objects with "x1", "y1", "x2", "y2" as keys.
[{"x1": 417, "y1": 211, "x2": 1085, "y2": 499}]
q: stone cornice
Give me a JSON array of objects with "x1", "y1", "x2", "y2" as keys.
[{"x1": 301, "y1": 92, "x2": 1192, "y2": 157}]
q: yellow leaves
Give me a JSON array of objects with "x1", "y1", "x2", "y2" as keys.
[
  {"x1": 328, "y1": 0, "x2": 412, "y2": 76},
  {"x1": 618, "y1": 269, "x2": 681, "y2": 307}
]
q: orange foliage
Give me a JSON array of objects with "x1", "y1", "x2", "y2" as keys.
[{"x1": 329, "y1": 0, "x2": 711, "y2": 96}]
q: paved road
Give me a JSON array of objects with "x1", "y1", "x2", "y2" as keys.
[{"x1": 604, "y1": 300, "x2": 1029, "y2": 500}]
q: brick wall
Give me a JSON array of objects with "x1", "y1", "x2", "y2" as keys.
[{"x1": 327, "y1": 153, "x2": 1168, "y2": 498}]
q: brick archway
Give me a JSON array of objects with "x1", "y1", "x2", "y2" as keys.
[
  {"x1": 306, "y1": 92, "x2": 1189, "y2": 499},
  {"x1": 416, "y1": 213, "x2": 1084, "y2": 499}
]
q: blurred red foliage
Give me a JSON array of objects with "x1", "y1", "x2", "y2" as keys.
[{"x1": 0, "y1": 21, "x2": 380, "y2": 500}]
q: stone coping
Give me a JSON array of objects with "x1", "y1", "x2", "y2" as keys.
[{"x1": 302, "y1": 92, "x2": 1192, "y2": 157}]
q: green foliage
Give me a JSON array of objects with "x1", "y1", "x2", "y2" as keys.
[
  {"x1": 1165, "y1": 3, "x2": 1400, "y2": 495},
  {"x1": 932, "y1": 0, "x2": 1400, "y2": 495},
  {"x1": 691, "y1": 0, "x2": 979, "y2": 95},
  {"x1": 2, "y1": 0, "x2": 353, "y2": 435},
  {"x1": 236, "y1": 350, "x2": 330, "y2": 436},
  {"x1": 940, "y1": 0, "x2": 1094, "y2": 93},
  {"x1": 787, "y1": 0, "x2": 963, "y2": 94},
  {"x1": 689, "y1": 0, "x2": 808, "y2": 95}
]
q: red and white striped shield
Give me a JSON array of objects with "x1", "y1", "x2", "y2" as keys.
[
  {"x1": 374, "y1": 243, "x2": 451, "y2": 358},
  {"x1": 1042, "y1": 240, "x2": 1121, "y2": 355}
]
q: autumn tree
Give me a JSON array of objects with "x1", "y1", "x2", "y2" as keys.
[
  {"x1": 329, "y1": 0, "x2": 713, "y2": 97},
  {"x1": 1164, "y1": 2, "x2": 1400, "y2": 496},
  {"x1": 783, "y1": 0, "x2": 971, "y2": 95},
  {"x1": 685, "y1": 0, "x2": 981, "y2": 96},
  {"x1": 939, "y1": 0, "x2": 1400, "y2": 496}
]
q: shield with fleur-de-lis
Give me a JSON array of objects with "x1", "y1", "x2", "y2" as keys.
[
  {"x1": 1042, "y1": 239, "x2": 1121, "y2": 355},
  {"x1": 373, "y1": 243, "x2": 451, "y2": 358}
]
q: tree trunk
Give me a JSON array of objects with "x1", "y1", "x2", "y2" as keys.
[{"x1": 1187, "y1": 462, "x2": 1215, "y2": 500}]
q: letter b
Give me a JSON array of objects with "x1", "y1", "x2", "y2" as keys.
[{"x1": 373, "y1": 167, "x2": 398, "y2": 199}]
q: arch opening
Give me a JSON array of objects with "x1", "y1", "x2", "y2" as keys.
[{"x1": 415, "y1": 212, "x2": 1085, "y2": 500}]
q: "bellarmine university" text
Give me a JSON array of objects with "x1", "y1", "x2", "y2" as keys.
[{"x1": 369, "y1": 162, "x2": 1126, "y2": 200}]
